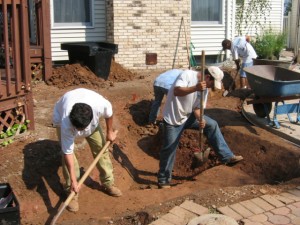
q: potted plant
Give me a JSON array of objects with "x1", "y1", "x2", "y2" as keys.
[{"x1": 251, "y1": 30, "x2": 291, "y2": 68}]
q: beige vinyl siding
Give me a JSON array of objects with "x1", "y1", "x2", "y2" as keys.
[
  {"x1": 237, "y1": 0, "x2": 284, "y2": 36},
  {"x1": 50, "y1": 0, "x2": 106, "y2": 61},
  {"x1": 191, "y1": 0, "x2": 235, "y2": 56}
]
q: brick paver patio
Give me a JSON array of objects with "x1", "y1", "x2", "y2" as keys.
[{"x1": 150, "y1": 187, "x2": 300, "y2": 225}]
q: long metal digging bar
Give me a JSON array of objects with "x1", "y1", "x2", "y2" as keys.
[{"x1": 50, "y1": 131, "x2": 118, "y2": 225}]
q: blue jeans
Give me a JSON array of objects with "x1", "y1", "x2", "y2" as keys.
[
  {"x1": 240, "y1": 61, "x2": 253, "y2": 78},
  {"x1": 157, "y1": 114, "x2": 234, "y2": 184},
  {"x1": 149, "y1": 86, "x2": 169, "y2": 123}
]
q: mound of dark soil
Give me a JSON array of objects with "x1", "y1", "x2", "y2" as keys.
[
  {"x1": 46, "y1": 64, "x2": 106, "y2": 89},
  {"x1": 109, "y1": 60, "x2": 136, "y2": 82},
  {"x1": 47, "y1": 61, "x2": 136, "y2": 89}
]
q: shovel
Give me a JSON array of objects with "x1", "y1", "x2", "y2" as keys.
[
  {"x1": 193, "y1": 50, "x2": 211, "y2": 166},
  {"x1": 50, "y1": 130, "x2": 118, "y2": 225}
]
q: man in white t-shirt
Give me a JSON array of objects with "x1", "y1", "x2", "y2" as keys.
[
  {"x1": 222, "y1": 36, "x2": 257, "y2": 89},
  {"x1": 53, "y1": 88, "x2": 122, "y2": 212},
  {"x1": 157, "y1": 67, "x2": 244, "y2": 188}
]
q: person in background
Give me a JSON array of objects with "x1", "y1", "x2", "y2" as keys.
[
  {"x1": 157, "y1": 66, "x2": 244, "y2": 188},
  {"x1": 148, "y1": 69, "x2": 183, "y2": 125},
  {"x1": 222, "y1": 36, "x2": 257, "y2": 89},
  {"x1": 52, "y1": 88, "x2": 122, "y2": 212}
]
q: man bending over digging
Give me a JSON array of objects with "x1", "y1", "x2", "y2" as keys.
[{"x1": 53, "y1": 88, "x2": 122, "y2": 212}]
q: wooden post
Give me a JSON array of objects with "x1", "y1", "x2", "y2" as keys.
[
  {"x1": 20, "y1": 0, "x2": 35, "y2": 129},
  {"x1": 41, "y1": 0, "x2": 52, "y2": 81}
]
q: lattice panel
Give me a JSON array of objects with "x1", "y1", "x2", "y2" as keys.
[
  {"x1": 31, "y1": 62, "x2": 43, "y2": 80},
  {"x1": 0, "y1": 106, "x2": 24, "y2": 132}
]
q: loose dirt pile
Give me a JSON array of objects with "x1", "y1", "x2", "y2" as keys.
[
  {"x1": 109, "y1": 60, "x2": 136, "y2": 82},
  {"x1": 46, "y1": 61, "x2": 136, "y2": 89},
  {"x1": 46, "y1": 64, "x2": 106, "y2": 89}
]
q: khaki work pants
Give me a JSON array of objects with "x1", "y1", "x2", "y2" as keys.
[{"x1": 57, "y1": 126, "x2": 114, "y2": 192}]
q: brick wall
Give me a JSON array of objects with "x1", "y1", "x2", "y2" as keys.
[{"x1": 106, "y1": 0, "x2": 191, "y2": 70}]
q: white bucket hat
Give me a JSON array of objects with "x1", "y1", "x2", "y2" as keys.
[{"x1": 208, "y1": 66, "x2": 224, "y2": 89}]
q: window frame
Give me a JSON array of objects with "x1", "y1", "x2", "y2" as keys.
[
  {"x1": 191, "y1": 0, "x2": 224, "y2": 26},
  {"x1": 51, "y1": 0, "x2": 95, "y2": 29}
]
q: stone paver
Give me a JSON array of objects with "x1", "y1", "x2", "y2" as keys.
[
  {"x1": 273, "y1": 194, "x2": 295, "y2": 204},
  {"x1": 251, "y1": 197, "x2": 275, "y2": 211},
  {"x1": 290, "y1": 207, "x2": 300, "y2": 217},
  {"x1": 293, "y1": 201, "x2": 300, "y2": 208},
  {"x1": 151, "y1": 188, "x2": 300, "y2": 225},
  {"x1": 288, "y1": 189, "x2": 300, "y2": 197},
  {"x1": 248, "y1": 213, "x2": 268, "y2": 223},
  {"x1": 179, "y1": 200, "x2": 209, "y2": 215},
  {"x1": 271, "y1": 207, "x2": 291, "y2": 216},
  {"x1": 217, "y1": 206, "x2": 243, "y2": 220},
  {"x1": 291, "y1": 217, "x2": 300, "y2": 224},
  {"x1": 286, "y1": 213, "x2": 297, "y2": 220},
  {"x1": 240, "y1": 200, "x2": 265, "y2": 214},
  {"x1": 161, "y1": 213, "x2": 183, "y2": 225},
  {"x1": 151, "y1": 218, "x2": 174, "y2": 225},
  {"x1": 229, "y1": 203, "x2": 254, "y2": 218},
  {"x1": 261, "y1": 195, "x2": 285, "y2": 208},
  {"x1": 266, "y1": 213, "x2": 291, "y2": 225},
  {"x1": 241, "y1": 219, "x2": 263, "y2": 225},
  {"x1": 169, "y1": 206, "x2": 197, "y2": 223},
  {"x1": 280, "y1": 192, "x2": 300, "y2": 202}
]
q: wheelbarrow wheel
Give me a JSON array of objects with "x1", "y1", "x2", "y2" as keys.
[{"x1": 253, "y1": 102, "x2": 272, "y2": 118}]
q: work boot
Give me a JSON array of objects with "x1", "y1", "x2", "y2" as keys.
[
  {"x1": 102, "y1": 184, "x2": 122, "y2": 197},
  {"x1": 158, "y1": 182, "x2": 171, "y2": 189},
  {"x1": 226, "y1": 155, "x2": 244, "y2": 165},
  {"x1": 66, "y1": 194, "x2": 79, "y2": 212}
]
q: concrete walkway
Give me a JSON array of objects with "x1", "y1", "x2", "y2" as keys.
[{"x1": 150, "y1": 187, "x2": 300, "y2": 225}]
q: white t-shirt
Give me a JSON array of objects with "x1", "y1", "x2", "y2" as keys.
[
  {"x1": 52, "y1": 88, "x2": 113, "y2": 154},
  {"x1": 231, "y1": 36, "x2": 257, "y2": 63},
  {"x1": 163, "y1": 70, "x2": 208, "y2": 126}
]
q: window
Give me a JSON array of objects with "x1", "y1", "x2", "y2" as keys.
[
  {"x1": 191, "y1": 0, "x2": 223, "y2": 24},
  {"x1": 53, "y1": 0, "x2": 93, "y2": 28}
]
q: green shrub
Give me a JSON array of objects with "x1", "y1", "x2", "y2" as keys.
[{"x1": 251, "y1": 30, "x2": 287, "y2": 60}]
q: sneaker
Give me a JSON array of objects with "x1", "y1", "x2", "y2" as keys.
[
  {"x1": 158, "y1": 182, "x2": 171, "y2": 189},
  {"x1": 66, "y1": 194, "x2": 79, "y2": 212},
  {"x1": 102, "y1": 184, "x2": 122, "y2": 197},
  {"x1": 226, "y1": 155, "x2": 244, "y2": 165}
]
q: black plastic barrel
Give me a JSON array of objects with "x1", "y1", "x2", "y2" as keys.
[{"x1": 61, "y1": 42, "x2": 118, "y2": 80}]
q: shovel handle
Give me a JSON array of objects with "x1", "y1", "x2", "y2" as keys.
[
  {"x1": 199, "y1": 50, "x2": 205, "y2": 150},
  {"x1": 50, "y1": 131, "x2": 118, "y2": 225}
]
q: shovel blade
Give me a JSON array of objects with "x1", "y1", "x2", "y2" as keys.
[{"x1": 192, "y1": 147, "x2": 211, "y2": 168}]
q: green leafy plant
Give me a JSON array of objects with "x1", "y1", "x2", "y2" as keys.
[
  {"x1": 0, "y1": 120, "x2": 30, "y2": 147},
  {"x1": 251, "y1": 30, "x2": 287, "y2": 60}
]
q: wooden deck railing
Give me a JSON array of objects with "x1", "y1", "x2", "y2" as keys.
[{"x1": 0, "y1": 0, "x2": 34, "y2": 131}]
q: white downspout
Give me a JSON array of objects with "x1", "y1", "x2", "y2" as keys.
[{"x1": 225, "y1": 0, "x2": 231, "y2": 59}]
